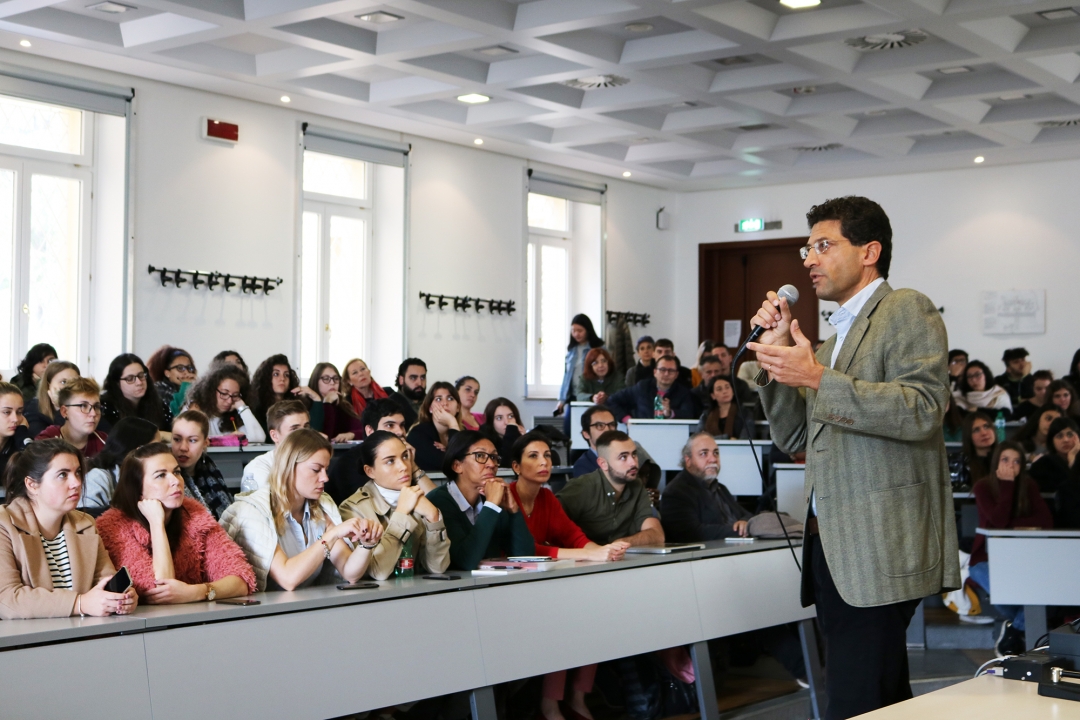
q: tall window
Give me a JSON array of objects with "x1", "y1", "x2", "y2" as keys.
[
  {"x1": 526, "y1": 193, "x2": 571, "y2": 397},
  {"x1": 299, "y1": 151, "x2": 371, "y2": 377},
  {"x1": 0, "y1": 94, "x2": 94, "y2": 367}
]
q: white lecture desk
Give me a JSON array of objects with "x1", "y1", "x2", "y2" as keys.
[
  {"x1": 0, "y1": 540, "x2": 824, "y2": 720},
  {"x1": 977, "y1": 527, "x2": 1080, "y2": 649},
  {"x1": 852, "y1": 675, "x2": 1076, "y2": 719}
]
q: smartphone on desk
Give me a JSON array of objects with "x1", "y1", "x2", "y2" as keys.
[
  {"x1": 217, "y1": 598, "x2": 260, "y2": 606},
  {"x1": 337, "y1": 582, "x2": 380, "y2": 590},
  {"x1": 423, "y1": 574, "x2": 461, "y2": 581},
  {"x1": 104, "y1": 566, "x2": 132, "y2": 594}
]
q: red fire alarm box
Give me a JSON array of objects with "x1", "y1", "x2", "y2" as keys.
[{"x1": 202, "y1": 117, "x2": 239, "y2": 143}]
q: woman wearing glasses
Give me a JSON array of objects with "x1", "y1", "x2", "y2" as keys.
[
  {"x1": 36, "y1": 378, "x2": 108, "y2": 459},
  {"x1": 147, "y1": 346, "x2": 197, "y2": 415},
  {"x1": 24, "y1": 361, "x2": 79, "y2": 438},
  {"x1": 406, "y1": 383, "x2": 463, "y2": 472},
  {"x1": 99, "y1": 354, "x2": 172, "y2": 432},
  {"x1": 183, "y1": 365, "x2": 266, "y2": 443},
  {"x1": 953, "y1": 359, "x2": 1013, "y2": 419},
  {"x1": 427, "y1": 430, "x2": 535, "y2": 570},
  {"x1": 305, "y1": 363, "x2": 364, "y2": 442}
]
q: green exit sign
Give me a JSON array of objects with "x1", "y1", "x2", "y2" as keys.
[{"x1": 738, "y1": 218, "x2": 764, "y2": 232}]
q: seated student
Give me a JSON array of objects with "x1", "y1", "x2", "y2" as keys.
[
  {"x1": 574, "y1": 347, "x2": 625, "y2": 406},
  {"x1": 147, "y1": 346, "x2": 197, "y2": 414},
  {"x1": 338, "y1": 431, "x2": 449, "y2": 581},
  {"x1": 654, "y1": 339, "x2": 693, "y2": 388},
  {"x1": 994, "y1": 348, "x2": 1034, "y2": 408},
  {"x1": 948, "y1": 349, "x2": 969, "y2": 391},
  {"x1": 1029, "y1": 417, "x2": 1080, "y2": 493},
  {"x1": 953, "y1": 360, "x2": 1012, "y2": 418},
  {"x1": 574, "y1": 405, "x2": 618, "y2": 478},
  {"x1": 0, "y1": 383, "x2": 32, "y2": 479},
  {"x1": 10, "y1": 343, "x2": 56, "y2": 402},
  {"x1": 251, "y1": 355, "x2": 310, "y2": 435},
  {"x1": 967, "y1": 442, "x2": 1053, "y2": 657},
  {"x1": 210, "y1": 350, "x2": 248, "y2": 375},
  {"x1": 427, "y1": 430, "x2": 535, "y2": 570},
  {"x1": 625, "y1": 335, "x2": 656, "y2": 387},
  {"x1": 81, "y1": 417, "x2": 159, "y2": 511},
  {"x1": 388, "y1": 358, "x2": 427, "y2": 429},
  {"x1": 1013, "y1": 370, "x2": 1053, "y2": 422},
  {"x1": 305, "y1": 363, "x2": 364, "y2": 442},
  {"x1": 406, "y1": 382, "x2": 463, "y2": 472},
  {"x1": 479, "y1": 397, "x2": 526, "y2": 469},
  {"x1": 96, "y1": 442, "x2": 257, "y2": 604},
  {"x1": 661, "y1": 433, "x2": 751, "y2": 541},
  {"x1": 691, "y1": 354, "x2": 723, "y2": 414},
  {"x1": 1048, "y1": 379, "x2": 1080, "y2": 421},
  {"x1": 341, "y1": 358, "x2": 389, "y2": 419},
  {"x1": 607, "y1": 356, "x2": 696, "y2": 421},
  {"x1": 948, "y1": 411, "x2": 996, "y2": 490},
  {"x1": 690, "y1": 340, "x2": 716, "y2": 388},
  {"x1": 99, "y1": 354, "x2": 172, "y2": 433},
  {"x1": 37, "y1": 378, "x2": 108, "y2": 459},
  {"x1": 557, "y1": 431, "x2": 664, "y2": 547},
  {"x1": 0, "y1": 439, "x2": 137, "y2": 619},
  {"x1": 241, "y1": 400, "x2": 310, "y2": 494},
  {"x1": 455, "y1": 376, "x2": 484, "y2": 431},
  {"x1": 697, "y1": 376, "x2": 753, "y2": 440},
  {"x1": 220, "y1": 429, "x2": 382, "y2": 591},
  {"x1": 25, "y1": 361, "x2": 79, "y2": 438},
  {"x1": 1012, "y1": 406, "x2": 1061, "y2": 461},
  {"x1": 171, "y1": 410, "x2": 234, "y2": 519},
  {"x1": 326, "y1": 399, "x2": 436, "y2": 505},
  {"x1": 183, "y1": 364, "x2": 266, "y2": 443},
  {"x1": 712, "y1": 345, "x2": 755, "y2": 403},
  {"x1": 509, "y1": 432, "x2": 627, "y2": 720}
]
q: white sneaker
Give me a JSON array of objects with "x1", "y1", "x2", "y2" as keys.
[{"x1": 959, "y1": 614, "x2": 994, "y2": 624}]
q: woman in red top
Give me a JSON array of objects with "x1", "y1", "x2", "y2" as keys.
[
  {"x1": 342, "y1": 358, "x2": 388, "y2": 417},
  {"x1": 968, "y1": 441, "x2": 1052, "y2": 655},
  {"x1": 509, "y1": 432, "x2": 628, "y2": 720},
  {"x1": 97, "y1": 442, "x2": 257, "y2": 603}
]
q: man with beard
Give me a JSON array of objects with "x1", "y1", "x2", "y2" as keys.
[
  {"x1": 388, "y1": 358, "x2": 427, "y2": 429},
  {"x1": 660, "y1": 433, "x2": 751, "y2": 541},
  {"x1": 557, "y1": 430, "x2": 663, "y2": 546}
]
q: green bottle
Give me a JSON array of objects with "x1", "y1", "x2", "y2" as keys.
[{"x1": 395, "y1": 540, "x2": 414, "y2": 578}]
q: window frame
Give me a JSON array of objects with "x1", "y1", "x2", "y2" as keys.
[{"x1": 525, "y1": 196, "x2": 573, "y2": 400}]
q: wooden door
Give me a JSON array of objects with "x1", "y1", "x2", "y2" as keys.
[{"x1": 698, "y1": 238, "x2": 818, "y2": 348}]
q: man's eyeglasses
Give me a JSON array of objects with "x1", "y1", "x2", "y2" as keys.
[
  {"x1": 589, "y1": 421, "x2": 617, "y2": 431},
  {"x1": 799, "y1": 239, "x2": 845, "y2": 260},
  {"x1": 656, "y1": 368, "x2": 678, "y2": 375},
  {"x1": 64, "y1": 402, "x2": 102, "y2": 415},
  {"x1": 168, "y1": 364, "x2": 196, "y2": 374},
  {"x1": 216, "y1": 389, "x2": 243, "y2": 402},
  {"x1": 120, "y1": 372, "x2": 148, "y2": 384},
  {"x1": 466, "y1": 451, "x2": 500, "y2": 466},
  {"x1": 319, "y1": 375, "x2": 341, "y2": 385}
]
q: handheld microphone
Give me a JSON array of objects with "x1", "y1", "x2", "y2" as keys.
[{"x1": 742, "y1": 284, "x2": 800, "y2": 346}]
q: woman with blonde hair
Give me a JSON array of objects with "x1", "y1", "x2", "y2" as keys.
[
  {"x1": 24, "y1": 361, "x2": 79, "y2": 438},
  {"x1": 220, "y1": 428, "x2": 382, "y2": 590},
  {"x1": 341, "y1": 358, "x2": 389, "y2": 417}
]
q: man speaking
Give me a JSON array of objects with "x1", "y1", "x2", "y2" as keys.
[{"x1": 746, "y1": 196, "x2": 959, "y2": 719}]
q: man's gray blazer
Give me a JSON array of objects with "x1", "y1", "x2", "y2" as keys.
[{"x1": 759, "y1": 281, "x2": 961, "y2": 608}]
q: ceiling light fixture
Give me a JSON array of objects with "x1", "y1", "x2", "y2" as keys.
[
  {"x1": 357, "y1": 11, "x2": 403, "y2": 23},
  {"x1": 780, "y1": 0, "x2": 822, "y2": 8},
  {"x1": 938, "y1": 66, "x2": 971, "y2": 75},
  {"x1": 477, "y1": 45, "x2": 517, "y2": 57},
  {"x1": 19, "y1": 39, "x2": 31, "y2": 48},
  {"x1": 624, "y1": 22, "x2": 654, "y2": 33},
  {"x1": 561, "y1": 75, "x2": 630, "y2": 90},
  {"x1": 280, "y1": 95, "x2": 291, "y2": 103},
  {"x1": 845, "y1": 29, "x2": 929, "y2": 52},
  {"x1": 622, "y1": 171, "x2": 632, "y2": 177},
  {"x1": 792, "y1": 86, "x2": 817, "y2": 94},
  {"x1": 1038, "y1": 8, "x2": 1079, "y2": 20},
  {"x1": 457, "y1": 93, "x2": 490, "y2": 104},
  {"x1": 473, "y1": 138, "x2": 483, "y2": 145},
  {"x1": 974, "y1": 156, "x2": 985, "y2": 163},
  {"x1": 86, "y1": 1, "x2": 136, "y2": 12}
]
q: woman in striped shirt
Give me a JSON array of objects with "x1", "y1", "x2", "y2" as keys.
[{"x1": 0, "y1": 439, "x2": 137, "y2": 619}]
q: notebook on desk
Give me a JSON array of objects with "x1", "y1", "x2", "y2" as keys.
[{"x1": 625, "y1": 543, "x2": 705, "y2": 555}]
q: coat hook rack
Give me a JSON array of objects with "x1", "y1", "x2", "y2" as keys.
[
  {"x1": 148, "y1": 265, "x2": 282, "y2": 295},
  {"x1": 606, "y1": 310, "x2": 650, "y2": 327},
  {"x1": 419, "y1": 292, "x2": 516, "y2": 315}
]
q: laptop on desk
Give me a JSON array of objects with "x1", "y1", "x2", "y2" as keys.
[{"x1": 625, "y1": 543, "x2": 705, "y2": 555}]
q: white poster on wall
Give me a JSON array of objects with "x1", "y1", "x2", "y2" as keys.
[
  {"x1": 982, "y1": 290, "x2": 1045, "y2": 335},
  {"x1": 723, "y1": 320, "x2": 742, "y2": 348}
]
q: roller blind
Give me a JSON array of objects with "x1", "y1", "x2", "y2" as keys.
[
  {"x1": 527, "y1": 169, "x2": 606, "y2": 205},
  {"x1": 0, "y1": 62, "x2": 132, "y2": 116},
  {"x1": 302, "y1": 124, "x2": 410, "y2": 167}
]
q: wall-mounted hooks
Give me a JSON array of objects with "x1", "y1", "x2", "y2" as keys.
[
  {"x1": 148, "y1": 266, "x2": 282, "y2": 295},
  {"x1": 419, "y1": 292, "x2": 516, "y2": 316},
  {"x1": 606, "y1": 310, "x2": 650, "y2": 327}
]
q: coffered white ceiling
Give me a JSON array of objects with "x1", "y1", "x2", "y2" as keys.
[{"x1": 5, "y1": 0, "x2": 1080, "y2": 190}]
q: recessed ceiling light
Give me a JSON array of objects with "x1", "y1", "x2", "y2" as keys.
[
  {"x1": 624, "y1": 22, "x2": 654, "y2": 33},
  {"x1": 280, "y1": 95, "x2": 291, "y2": 103},
  {"x1": 938, "y1": 66, "x2": 971, "y2": 75},
  {"x1": 477, "y1": 45, "x2": 517, "y2": 57},
  {"x1": 19, "y1": 39, "x2": 31, "y2": 48},
  {"x1": 780, "y1": 0, "x2": 821, "y2": 8},
  {"x1": 792, "y1": 86, "x2": 816, "y2": 94},
  {"x1": 357, "y1": 11, "x2": 403, "y2": 23},
  {"x1": 473, "y1": 138, "x2": 483, "y2": 145},
  {"x1": 86, "y1": 1, "x2": 136, "y2": 12},
  {"x1": 1038, "y1": 8, "x2": 1079, "y2": 20},
  {"x1": 457, "y1": 93, "x2": 490, "y2": 104},
  {"x1": 622, "y1": 171, "x2": 632, "y2": 177},
  {"x1": 974, "y1": 156, "x2": 985, "y2": 163}
]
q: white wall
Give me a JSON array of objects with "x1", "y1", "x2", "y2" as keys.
[{"x1": 674, "y1": 158, "x2": 1080, "y2": 378}]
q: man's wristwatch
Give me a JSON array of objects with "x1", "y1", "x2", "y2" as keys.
[{"x1": 205, "y1": 583, "x2": 217, "y2": 602}]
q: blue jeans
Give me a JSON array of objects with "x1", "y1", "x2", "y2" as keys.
[{"x1": 969, "y1": 561, "x2": 1025, "y2": 632}]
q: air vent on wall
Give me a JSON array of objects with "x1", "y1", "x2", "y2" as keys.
[
  {"x1": 561, "y1": 75, "x2": 630, "y2": 90},
  {"x1": 1038, "y1": 118, "x2": 1080, "y2": 127},
  {"x1": 793, "y1": 143, "x2": 842, "y2": 152},
  {"x1": 845, "y1": 29, "x2": 928, "y2": 52}
]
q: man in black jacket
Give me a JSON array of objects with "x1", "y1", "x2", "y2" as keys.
[
  {"x1": 388, "y1": 358, "x2": 427, "y2": 429},
  {"x1": 660, "y1": 432, "x2": 751, "y2": 541},
  {"x1": 607, "y1": 356, "x2": 696, "y2": 421}
]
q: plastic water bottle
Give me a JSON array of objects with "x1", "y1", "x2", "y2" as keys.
[
  {"x1": 995, "y1": 411, "x2": 1006, "y2": 442},
  {"x1": 395, "y1": 542, "x2": 414, "y2": 578},
  {"x1": 653, "y1": 394, "x2": 664, "y2": 419}
]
